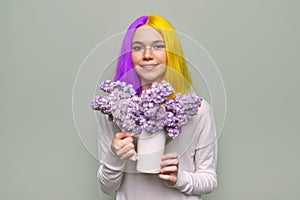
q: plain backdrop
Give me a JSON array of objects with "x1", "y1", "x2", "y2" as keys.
[{"x1": 1, "y1": 0, "x2": 299, "y2": 199}]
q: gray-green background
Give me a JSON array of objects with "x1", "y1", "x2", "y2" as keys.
[{"x1": 1, "y1": 0, "x2": 299, "y2": 199}]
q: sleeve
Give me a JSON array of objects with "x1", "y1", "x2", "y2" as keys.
[
  {"x1": 168, "y1": 100, "x2": 218, "y2": 195},
  {"x1": 96, "y1": 114, "x2": 126, "y2": 195}
]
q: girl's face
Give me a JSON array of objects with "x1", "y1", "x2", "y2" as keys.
[{"x1": 132, "y1": 25, "x2": 167, "y2": 87}]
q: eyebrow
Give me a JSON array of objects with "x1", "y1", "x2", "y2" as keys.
[{"x1": 132, "y1": 40, "x2": 165, "y2": 45}]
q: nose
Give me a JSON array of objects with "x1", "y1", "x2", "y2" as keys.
[{"x1": 143, "y1": 47, "x2": 154, "y2": 60}]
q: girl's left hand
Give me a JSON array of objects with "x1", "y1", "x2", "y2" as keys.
[{"x1": 158, "y1": 152, "x2": 179, "y2": 186}]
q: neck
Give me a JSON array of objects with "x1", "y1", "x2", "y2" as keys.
[{"x1": 141, "y1": 82, "x2": 152, "y2": 91}]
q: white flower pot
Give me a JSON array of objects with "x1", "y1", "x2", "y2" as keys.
[{"x1": 136, "y1": 130, "x2": 166, "y2": 174}]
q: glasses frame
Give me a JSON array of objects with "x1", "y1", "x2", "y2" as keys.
[{"x1": 131, "y1": 43, "x2": 166, "y2": 52}]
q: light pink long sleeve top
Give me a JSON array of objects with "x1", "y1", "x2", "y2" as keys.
[{"x1": 97, "y1": 99, "x2": 218, "y2": 200}]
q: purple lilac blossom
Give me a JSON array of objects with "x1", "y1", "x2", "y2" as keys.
[
  {"x1": 91, "y1": 80, "x2": 202, "y2": 139},
  {"x1": 164, "y1": 93, "x2": 202, "y2": 138},
  {"x1": 91, "y1": 80, "x2": 141, "y2": 133},
  {"x1": 139, "y1": 81, "x2": 174, "y2": 133}
]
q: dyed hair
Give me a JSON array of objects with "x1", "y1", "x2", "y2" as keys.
[{"x1": 114, "y1": 15, "x2": 193, "y2": 95}]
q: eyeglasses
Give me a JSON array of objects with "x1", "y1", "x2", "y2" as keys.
[{"x1": 132, "y1": 43, "x2": 166, "y2": 52}]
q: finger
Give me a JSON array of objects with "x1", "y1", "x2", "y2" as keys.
[
  {"x1": 120, "y1": 149, "x2": 137, "y2": 160},
  {"x1": 115, "y1": 132, "x2": 135, "y2": 139},
  {"x1": 121, "y1": 142, "x2": 135, "y2": 153},
  {"x1": 160, "y1": 165, "x2": 178, "y2": 173},
  {"x1": 115, "y1": 143, "x2": 135, "y2": 158},
  {"x1": 158, "y1": 173, "x2": 177, "y2": 183},
  {"x1": 161, "y1": 158, "x2": 178, "y2": 168},
  {"x1": 129, "y1": 153, "x2": 138, "y2": 161},
  {"x1": 113, "y1": 135, "x2": 133, "y2": 148},
  {"x1": 162, "y1": 152, "x2": 178, "y2": 160},
  {"x1": 121, "y1": 136, "x2": 134, "y2": 144},
  {"x1": 116, "y1": 136, "x2": 134, "y2": 150},
  {"x1": 112, "y1": 136, "x2": 135, "y2": 155}
]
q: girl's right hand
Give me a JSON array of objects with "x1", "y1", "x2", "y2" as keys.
[{"x1": 111, "y1": 132, "x2": 137, "y2": 160}]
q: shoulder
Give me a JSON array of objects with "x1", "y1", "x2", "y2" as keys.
[
  {"x1": 182, "y1": 98, "x2": 214, "y2": 131},
  {"x1": 197, "y1": 98, "x2": 213, "y2": 118}
]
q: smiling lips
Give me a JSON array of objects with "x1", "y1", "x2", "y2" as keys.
[{"x1": 139, "y1": 63, "x2": 160, "y2": 70}]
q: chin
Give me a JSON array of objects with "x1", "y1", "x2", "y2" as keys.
[{"x1": 139, "y1": 74, "x2": 166, "y2": 84}]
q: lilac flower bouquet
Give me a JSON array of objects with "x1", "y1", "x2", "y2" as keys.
[{"x1": 91, "y1": 80, "x2": 202, "y2": 139}]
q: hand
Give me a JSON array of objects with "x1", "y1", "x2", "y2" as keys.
[
  {"x1": 158, "y1": 152, "x2": 179, "y2": 186},
  {"x1": 111, "y1": 132, "x2": 137, "y2": 160}
]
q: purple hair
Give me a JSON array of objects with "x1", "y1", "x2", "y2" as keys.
[{"x1": 114, "y1": 16, "x2": 148, "y2": 95}]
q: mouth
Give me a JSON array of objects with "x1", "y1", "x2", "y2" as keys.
[{"x1": 138, "y1": 63, "x2": 160, "y2": 70}]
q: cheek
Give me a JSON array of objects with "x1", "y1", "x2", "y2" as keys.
[
  {"x1": 157, "y1": 52, "x2": 167, "y2": 65},
  {"x1": 131, "y1": 53, "x2": 139, "y2": 66}
]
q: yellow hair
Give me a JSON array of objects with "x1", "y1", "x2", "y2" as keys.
[{"x1": 147, "y1": 15, "x2": 193, "y2": 97}]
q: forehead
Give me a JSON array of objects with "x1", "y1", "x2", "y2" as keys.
[{"x1": 133, "y1": 25, "x2": 164, "y2": 43}]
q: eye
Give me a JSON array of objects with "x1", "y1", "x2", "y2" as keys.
[
  {"x1": 153, "y1": 44, "x2": 166, "y2": 50},
  {"x1": 132, "y1": 45, "x2": 144, "y2": 51}
]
